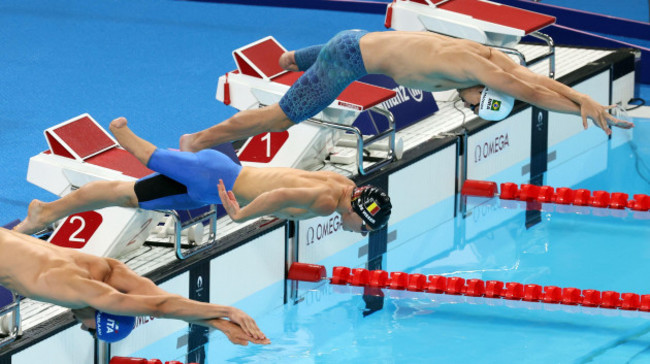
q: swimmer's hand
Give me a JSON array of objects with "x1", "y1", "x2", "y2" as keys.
[
  {"x1": 212, "y1": 318, "x2": 271, "y2": 346},
  {"x1": 218, "y1": 179, "x2": 244, "y2": 222},
  {"x1": 578, "y1": 97, "x2": 634, "y2": 135},
  {"x1": 226, "y1": 307, "x2": 268, "y2": 342}
]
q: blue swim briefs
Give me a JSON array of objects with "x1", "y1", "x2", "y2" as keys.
[
  {"x1": 279, "y1": 29, "x2": 369, "y2": 123},
  {"x1": 134, "y1": 148, "x2": 242, "y2": 210}
]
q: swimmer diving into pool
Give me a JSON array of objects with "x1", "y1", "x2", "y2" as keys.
[
  {"x1": 179, "y1": 30, "x2": 633, "y2": 152},
  {"x1": 0, "y1": 227, "x2": 269, "y2": 345},
  {"x1": 14, "y1": 117, "x2": 391, "y2": 236}
]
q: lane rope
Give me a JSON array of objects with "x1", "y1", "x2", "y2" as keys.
[{"x1": 288, "y1": 262, "x2": 650, "y2": 312}]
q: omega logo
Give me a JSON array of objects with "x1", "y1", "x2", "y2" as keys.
[
  {"x1": 305, "y1": 216, "x2": 342, "y2": 245},
  {"x1": 407, "y1": 88, "x2": 424, "y2": 102},
  {"x1": 474, "y1": 133, "x2": 510, "y2": 163}
]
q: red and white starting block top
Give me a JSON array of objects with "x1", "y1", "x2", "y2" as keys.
[
  {"x1": 29, "y1": 114, "x2": 152, "y2": 196},
  {"x1": 385, "y1": 0, "x2": 556, "y2": 47},
  {"x1": 26, "y1": 114, "x2": 161, "y2": 258},
  {"x1": 217, "y1": 37, "x2": 398, "y2": 172}
]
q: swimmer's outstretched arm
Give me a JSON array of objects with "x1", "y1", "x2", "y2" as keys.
[
  {"x1": 180, "y1": 104, "x2": 295, "y2": 152},
  {"x1": 217, "y1": 180, "x2": 335, "y2": 222},
  {"x1": 190, "y1": 318, "x2": 270, "y2": 345},
  {"x1": 62, "y1": 277, "x2": 267, "y2": 340},
  {"x1": 482, "y1": 50, "x2": 633, "y2": 134},
  {"x1": 101, "y1": 259, "x2": 269, "y2": 344}
]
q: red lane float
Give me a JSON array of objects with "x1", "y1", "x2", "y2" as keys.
[
  {"x1": 408, "y1": 273, "x2": 427, "y2": 291},
  {"x1": 504, "y1": 282, "x2": 523, "y2": 300},
  {"x1": 462, "y1": 179, "x2": 650, "y2": 212},
  {"x1": 351, "y1": 268, "x2": 370, "y2": 286},
  {"x1": 390, "y1": 272, "x2": 409, "y2": 290},
  {"x1": 427, "y1": 275, "x2": 447, "y2": 293},
  {"x1": 446, "y1": 277, "x2": 466, "y2": 295},
  {"x1": 109, "y1": 357, "x2": 196, "y2": 364},
  {"x1": 582, "y1": 289, "x2": 601, "y2": 307},
  {"x1": 485, "y1": 280, "x2": 504, "y2": 298},
  {"x1": 110, "y1": 358, "x2": 162, "y2": 364},
  {"x1": 287, "y1": 262, "x2": 326, "y2": 282},
  {"x1": 466, "y1": 279, "x2": 485, "y2": 297},
  {"x1": 289, "y1": 263, "x2": 650, "y2": 313},
  {"x1": 523, "y1": 284, "x2": 542, "y2": 302},
  {"x1": 461, "y1": 180, "x2": 498, "y2": 197},
  {"x1": 369, "y1": 270, "x2": 389, "y2": 287},
  {"x1": 542, "y1": 286, "x2": 562, "y2": 304}
]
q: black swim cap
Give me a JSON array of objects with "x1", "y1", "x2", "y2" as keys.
[{"x1": 351, "y1": 185, "x2": 392, "y2": 230}]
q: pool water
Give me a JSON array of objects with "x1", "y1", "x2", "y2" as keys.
[{"x1": 138, "y1": 118, "x2": 650, "y2": 363}]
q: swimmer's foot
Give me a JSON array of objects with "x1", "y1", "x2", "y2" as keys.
[
  {"x1": 179, "y1": 133, "x2": 197, "y2": 152},
  {"x1": 109, "y1": 117, "x2": 156, "y2": 165},
  {"x1": 13, "y1": 200, "x2": 49, "y2": 235},
  {"x1": 109, "y1": 116, "x2": 127, "y2": 130},
  {"x1": 279, "y1": 51, "x2": 299, "y2": 72}
]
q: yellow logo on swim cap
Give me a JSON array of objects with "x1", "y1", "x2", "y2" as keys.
[{"x1": 491, "y1": 100, "x2": 501, "y2": 111}]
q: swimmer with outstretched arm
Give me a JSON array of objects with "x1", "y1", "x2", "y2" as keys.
[
  {"x1": 15, "y1": 117, "x2": 392, "y2": 237},
  {"x1": 179, "y1": 30, "x2": 633, "y2": 152},
  {"x1": 0, "y1": 227, "x2": 269, "y2": 345}
]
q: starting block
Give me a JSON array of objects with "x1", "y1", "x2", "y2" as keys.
[
  {"x1": 386, "y1": 0, "x2": 557, "y2": 78},
  {"x1": 149, "y1": 205, "x2": 218, "y2": 260},
  {"x1": 217, "y1": 36, "x2": 399, "y2": 175},
  {"x1": 0, "y1": 285, "x2": 20, "y2": 348},
  {"x1": 26, "y1": 114, "x2": 218, "y2": 260}
]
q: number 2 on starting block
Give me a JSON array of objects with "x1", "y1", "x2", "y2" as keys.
[
  {"x1": 47, "y1": 207, "x2": 160, "y2": 258},
  {"x1": 50, "y1": 211, "x2": 103, "y2": 249}
]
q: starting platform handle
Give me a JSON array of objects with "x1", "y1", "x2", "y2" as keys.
[
  {"x1": 167, "y1": 206, "x2": 219, "y2": 260},
  {"x1": 307, "y1": 106, "x2": 397, "y2": 176},
  {"x1": 528, "y1": 31, "x2": 556, "y2": 79},
  {"x1": 0, "y1": 290, "x2": 21, "y2": 349},
  {"x1": 476, "y1": 31, "x2": 555, "y2": 79}
]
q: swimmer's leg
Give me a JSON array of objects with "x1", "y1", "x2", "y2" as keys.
[
  {"x1": 108, "y1": 116, "x2": 214, "y2": 193},
  {"x1": 14, "y1": 181, "x2": 138, "y2": 235},
  {"x1": 134, "y1": 173, "x2": 204, "y2": 210},
  {"x1": 280, "y1": 44, "x2": 325, "y2": 72},
  {"x1": 145, "y1": 148, "x2": 205, "y2": 187},
  {"x1": 278, "y1": 30, "x2": 369, "y2": 123},
  {"x1": 180, "y1": 104, "x2": 293, "y2": 152},
  {"x1": 295, "y1": 44, "x2": 325, "y2": 70},
  {"x1": 109, "y1": 117, "x2": 157, "y2": 166}
]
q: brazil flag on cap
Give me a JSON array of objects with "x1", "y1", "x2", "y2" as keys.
[{"x1": 478, "y1": 87, "x2": 514, "y2": 121}]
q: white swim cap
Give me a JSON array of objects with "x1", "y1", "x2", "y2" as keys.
[{"x1": 478, "y1": 87, "x2": 515, "y2": 121}]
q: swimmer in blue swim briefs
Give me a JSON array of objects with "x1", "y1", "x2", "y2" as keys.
[
  {"x1": 0, "y1": 228, "x2": 269, "y2": 345},
  {"x1": 179, "y1": 30, "x2": 632, "y2": 152},
  {"x1": 15, "y1": 117, "x2": 391, "y2": 237}
]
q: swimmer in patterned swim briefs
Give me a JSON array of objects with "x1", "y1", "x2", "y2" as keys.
[
  {"x1": 15, "y1": 117, "x2": 391, "y2": 236},
  {"x1": 179, "y1": 30, "x2": 633, "y2": 152},
  {"x1": 0, "y1": 228, "x2": 269, "y2": 345}
]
